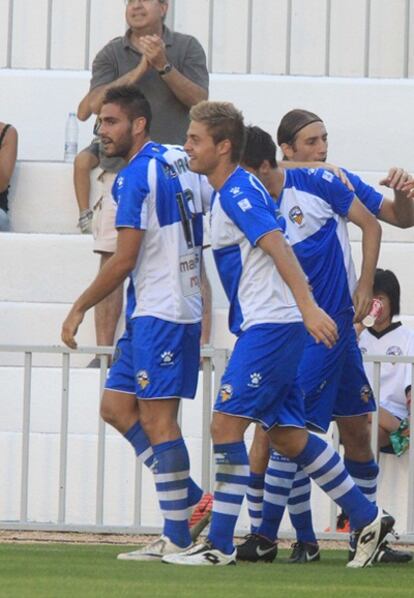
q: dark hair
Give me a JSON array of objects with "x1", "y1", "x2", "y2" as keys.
[
  {"x1": 102, "y1": 85, "x2": 152, "y2": 133},
  {"x1": 241, "y1": 126, "x2": 277, "y2": 169},
  {"x1": 373, "y1": 268, "x2": 401, "y2": 317},
  {"x1": 190, "y1": 101, "x2": 246, "y2": 163},
  {"x1": 277, "y1": 109, "x2": 323, "y2": 146}
]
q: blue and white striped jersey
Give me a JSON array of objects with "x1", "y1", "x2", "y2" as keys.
[
  {"x1": 113, "y1": 142, "x2": 211, "y2": 323},
  {"x1": 210, "y1": 166, "x2": 301, "y2": 336},
  {"x1": 277, "y1": 168, "x2": 359, "y2": 316}
]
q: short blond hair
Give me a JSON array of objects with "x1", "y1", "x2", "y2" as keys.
[{"x1": 190, "y1": 101, "x2": 245, "y2": 163}]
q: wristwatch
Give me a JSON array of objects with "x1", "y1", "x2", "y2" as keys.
[{"x1": 158, "y1": 63, "x2": 173, "y2": 76}]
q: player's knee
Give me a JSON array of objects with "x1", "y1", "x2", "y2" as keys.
[
  {"x1": 100, "y1": 397, "x2": 117, "y2": 426},
  {"x1": 74, "y1": 149, "x2": 99, "y2": 172}
]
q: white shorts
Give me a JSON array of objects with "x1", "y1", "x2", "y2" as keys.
[{"x1": 92, "y1": 170, "x2": 118, "y2": 254}]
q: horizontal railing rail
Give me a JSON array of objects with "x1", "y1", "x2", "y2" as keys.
[{"x1": 0, "y1": 345, "x2": 413, "y2": 543}]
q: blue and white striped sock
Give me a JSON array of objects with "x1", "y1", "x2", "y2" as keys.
[
  {"x1": 344, "y1": 457, "x2": 379, "y2": 504},
  {"x1": 258, "y1": 451, "x2": 297, "y2": 542},
  {"x1": 293, "y1": 434, "x2": 377, "y2": 531},
  {"x1": 151, "y1": 438, "x2": 192, "y2": 548},
  {"x1": 124, "y1": 422, "x2": 202, "y2": 508},
  {"x1": 208, "y1": 441, "x2": 250, "y2": 555},
  {"x1": 246, "y1": 472, "x2": 265, "y2": 532},
  {"x1": 287, "y1": 469, "x2": 317, "y2": 544}
]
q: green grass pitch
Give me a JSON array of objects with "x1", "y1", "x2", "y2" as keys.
[{"x1": 1, "y1": 543, "x2": 413, "y2": 598}]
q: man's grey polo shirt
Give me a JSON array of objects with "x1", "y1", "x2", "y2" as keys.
[{"x1": 90, "y1": 26, "x2": 209, "y2": 145}]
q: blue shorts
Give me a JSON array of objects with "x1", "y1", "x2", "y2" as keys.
[
  {"x1": 105, "y1": 316, "x2": 201, "y2": 400},
  {"x1": 214, "y1": 322, "x2": 307, "y2": 430},
  {"x1": 279, "y1": 310, "x2": 375, "y2": 432}
]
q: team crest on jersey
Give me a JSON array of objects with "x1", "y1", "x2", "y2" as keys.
[
  {"x1": 360, "y1": 384, "x2": 372, "y2": 403},
  {"x1": 386, "y1": 346, "x2": 403, "y2": 356},
  {"x1": 136, "y1": 370, "x2": 150, "y2": 389},
  {"x1": 116, "y1": 176, "x2": 124, "y2": 189},
  {"x1": 360, "y1": 346, "x2": 367, "y2": 354},
  {"x1": 248, "y1": 372, "x2": 262, "y2": 388},
  {"x1": 220, "y1": 384, "x2": 233, "y2": 402},
  {"x1": 289, "y1": 206, "x2": 305, "y2": 227},
  {"x1": 238, "y1": 198, "x2": 252, "y2": 212},
  {"x1": 160, "y1": 351, "x2": 174, "y2": 366}
]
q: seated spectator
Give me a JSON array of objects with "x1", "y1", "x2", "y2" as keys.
[
  {"x1": 0, "y1": 122, "x2": 18, "y2": 231},
  {"x1": 359, "y1": 269, "x2": 413, "y2": 454}
]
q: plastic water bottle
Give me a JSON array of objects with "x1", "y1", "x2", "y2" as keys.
[{"x1": 64, "y1": 112, "x2": 79, "y2": 162}]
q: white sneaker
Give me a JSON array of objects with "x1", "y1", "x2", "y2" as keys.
[
  {"x1": 347, "y1": 509, "x2": 395, "y2": 569},
  {"x1": 117, "y1": 535, "x2": 192, "y2": 561},
  {"x1": 162, "y1": 540, "x2": 236, "y2": 566}
]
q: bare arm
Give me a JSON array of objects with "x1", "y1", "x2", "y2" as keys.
[
  {"x1": 377, "y1": 168, "x2": 414, "y2": 228},
  {"x1": 138, "y1": 34, "x2": 207, "y2": 107},
  {"x1": 77, "y1": 92, "x2": 93, "y2": 121},
  {"x1": 281, "y1": 160, "x2": 354, "y2": 192},
  {"x1": 347, "y1": 197, "x2": 382, "y2": 323},
  {"x1": 0, "y1": 125, "x2": 18, "y2": 191},
  {"x1": 258, "y1": 231, "x2": 338, "y2": 348},
  {"x1": 87, "y1": 57, "x2": 151, "y2": 117},
  {"x1": 155, "y1": 66, "x2": 208, "y2": 107},
  {"x1": 61, "y1": 228, "x2": 144, "y2": 348}
]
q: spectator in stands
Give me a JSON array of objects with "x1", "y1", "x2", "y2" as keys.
[
  {"x1": 75, "y1": 0, "x2": 210, "y2": 366},
  {"x1": 359, "y1": 269, "x2": 414, "y2": 455},
  {"x1": 0, "y1": 122, "x2": 18, "y2": 231}
]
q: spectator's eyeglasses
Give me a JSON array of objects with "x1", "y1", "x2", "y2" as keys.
[{"x1": 125, "y1": 0, "x2": 161, "y2": 6}]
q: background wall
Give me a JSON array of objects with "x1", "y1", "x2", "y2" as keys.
[{"x1": 1, "y1": 0, "x2": 414, "y2": 77}]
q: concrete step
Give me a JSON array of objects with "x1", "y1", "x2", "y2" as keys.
[
  {"x1": 0, "y1": 232, "x2": 230, "y2": 309},
  {"x1": 8, "y1": 160, "x2": 414, "y2": 242},
  {"x1": 1, "y1": 231, "x2": 412, "y2": 309},
  {"x1": 2, "y1": 69, "x2": 414, "y2": 173},
  {"x1": 0, "y1": 232, "x2": 99, "y2": 303},
  {"x1": 0, "y1": 303, "x2": 236, "y2": 366},
  {"x1": 9, "y1": 161, "x2": 101, "y2": 234}
]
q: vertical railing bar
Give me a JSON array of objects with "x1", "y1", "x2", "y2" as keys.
[
  {"x1": 403, "y1": 0, "x2": 410, "y2": 78},
  {"x1": 328, "y1": 423, "x2": 340, "y2": 531},
  {"x1": 406, "y1": 363, "x2": 414, "y2": 532},
  {"x1": 246, "y1": 0, "x2": 253, "y2": 74},
  {"x1": 58, "y1": 352, "x2": 70, "y2": 523},
  {"x1": 201, "y1": 352, "x2": 213, "y2": 493},
  {"x1": 364, "y1": 0, "x2": 371, "y2": 77},
  {"x1": 285, "y1": 0, "x2": 292, "y2": 75},
  {"x1": 84, "y1": 0, "x2": 92, "y2": 70},
  {"x1": 325, "y1": 0, "x2": 331, "y2": 76},
  {"x1": 6, "y1": 0, "x2": 14, "y2": 68},
  {"x1": 207, "y1": 0, "x2": 215, "y2": 73},
  {"x1": 95, "y1": 354, "x2": 108, "y2": 526},
  {"x1": 20, "y1": 352, "x2": 32, "y2": 522},
  {"x1": 45, "y1": 0, "x2": 53, "y2": 69},
  {"x1": 208, "y1": 349, "x2": 229, "y2": 489},
  {"x1": 370, "y1": 361, "x2": 380, "y2": 458},
  {"x1": 133, "y1": 457, "x2": 143, "y2": 528}
]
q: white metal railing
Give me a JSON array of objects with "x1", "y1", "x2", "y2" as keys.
[
  {"x1": 0, "y1": 344, "x2": 228, "y2": 534},
  {"x1": 0, "y1": 345, "x2": 413, "y2": 542}
]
